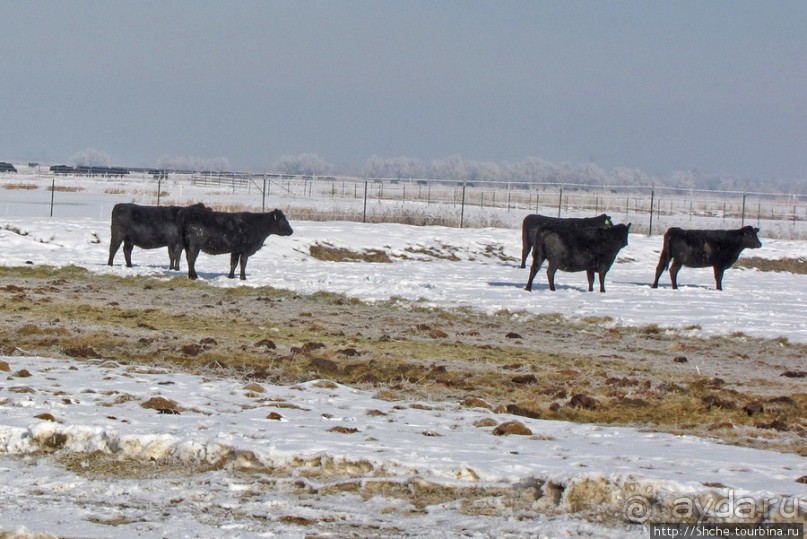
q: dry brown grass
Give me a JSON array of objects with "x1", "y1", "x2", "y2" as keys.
[
  {"x1": 2, "y1": 183, "x2": 38, "y2": 190},
  {"x1": 309, "y1": 243, "x2": 392, "y2": 263},
  {"x1": 46, "y1": 185, "x2": 86, "y2": 193},
  {"x1": 736, "y1": 257, "x2": 807, "y2": 274},
  {"x1": 1, "y1": 267, "x2": 804, "y2": 456}
]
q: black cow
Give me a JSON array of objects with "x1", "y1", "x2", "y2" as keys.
[
  {"x1": 525, "y1": 223, "x2": 631, "y2": 293},
  {"x1": 178, "y1": 204, "x2": 293, "y2": 280},
  {"x1": 652, "y1": 226, "x2": 762, "y2": 291},
  {"x1": 108, "y1": 203, "x2": 183, "y2": 270},
  {"x1": 520, "y1": 213, "x2": 612, "y2": 268}
]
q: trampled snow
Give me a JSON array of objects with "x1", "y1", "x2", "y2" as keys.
[{"x1": 0, "y1": 178, "x2": 805, "y2": 537}]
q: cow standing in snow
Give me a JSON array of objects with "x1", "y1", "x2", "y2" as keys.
[
  {"x1": 652, "y1": 226, "x2": 762, "y2": 290},
  {"x1": 108, "y1": 203, "x2": 184, "y2": 270},
  {"x1": 177, "y1": 204, "x2": 293, "y2": 280},
  {"x1": 520, "y1": 213, "x2": 612, "y2": 269},
  {"x1": 525, "y1": 223, "x2": 631, "y2": 293}
]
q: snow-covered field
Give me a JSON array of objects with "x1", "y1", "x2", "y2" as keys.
[
  {"x1": 0, "y1": 177, "x2": 805, "y2": 537},
  {"x1": 2, "y1": 215, "x2": 806, "y2": 343}
]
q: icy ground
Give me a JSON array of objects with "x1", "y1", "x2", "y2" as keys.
[{"x1": 0, "y1": 356, "x2": 804, "y2": 537}]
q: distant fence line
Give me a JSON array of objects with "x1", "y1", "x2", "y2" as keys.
[
  {"x1": 2, "y1": 169, "x2": 805, "y2": 238},
  {"x1": 180, "y1": 171, "x2": 806, "y2": 234}
]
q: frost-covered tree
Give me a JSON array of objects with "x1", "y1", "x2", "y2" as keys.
[
  {"x1": 70, "y1": 148, "x2": 111, "y2": 167},
  {"x1": 430, "y1": 155, "x2": 466, "y2": 182},
  {"x1": 157, "y1": 155, "x2": 230, "y2": 172},
  {"x1": 274, "y1": 153, "x2": 330, "y2": 176},
  {"x1": 465, "y1": 161, "x2": 502, "y2": 184},
  {"x1": 364, "y1": 155, "x2": 425, "y2": 179}
]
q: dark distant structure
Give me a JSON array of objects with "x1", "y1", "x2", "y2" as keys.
[{"x1": 0, "y1": 162, "x2": 18, "y2": 173}]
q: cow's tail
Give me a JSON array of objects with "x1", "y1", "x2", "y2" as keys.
[
  {"x1": 652, "y1": 230, "x2": 673, "y2": 288},
  {"x1": 657, "y1": 232, "x2": 672, "y2": 272},
  {"x1": 520, "y1": 219, "x2": 532, "y2": 268}
]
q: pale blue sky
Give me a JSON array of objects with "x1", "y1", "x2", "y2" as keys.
[{"x1": 1, "y1": 1, "x2": 805, "y2": 182}]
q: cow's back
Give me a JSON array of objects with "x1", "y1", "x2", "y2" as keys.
[{"x1": 525, "y1": 213, "x2": 611, "y2": 231}]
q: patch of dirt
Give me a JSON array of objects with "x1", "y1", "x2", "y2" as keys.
[{"x1": 0, "y1": 267, "x2": 804, "y2": 455}]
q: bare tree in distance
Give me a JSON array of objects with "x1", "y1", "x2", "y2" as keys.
[
  {"x1": 157, "y1": 155, "x2": 231, "y2": 172},
  {"x1": 70, "y1": 148, "x2": 111, "y2": 168},
  {"x1": 274, "y1": 153, "x2": 330, "y2": 176}
]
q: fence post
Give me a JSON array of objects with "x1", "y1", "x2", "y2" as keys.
[
  {"x1": 557, "y1": 186, "x2": 563, "y2": 217},
  {"x1": 262, "y1": 175, "x2": 267, "y2": 212},
  {"x1": 157, "y1": 175, "x2": 162, "y2": 206},
  {"x1": 50, "y1": 178, "x2": 55, "y2": 217},
  {"x1": 741, "y1": 192, "x2": 747, "y2": 226},
  {"x1": 363, "y1": 180, "x2": 368, "y2": 223},
  {"x1": 460, "y1": 182, "x2": 467, "y2": 228},
  {"x1": 648, "y1": 188, "x2": 655, "y2": 236}
]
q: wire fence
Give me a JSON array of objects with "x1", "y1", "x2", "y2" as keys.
[
  {"x1": 179, "y1": 172, "x2": 806, "y2": 238},
  {"x1": 2, "y1": 169, "x2": 806, "y2": 239}
]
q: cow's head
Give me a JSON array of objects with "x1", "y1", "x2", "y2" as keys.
[
  {"x1": 602, "y1": 214, "x2": 613, "y2": 226},
  {"x1": 619, "y1": 223, "x2": 631, "y2": 246},
  {"x1": 272, "y1": 210, "x2": 294, "y2": 236},
  {"x1": 741, "y1": 226, "x2": 762, "y2": 249}
]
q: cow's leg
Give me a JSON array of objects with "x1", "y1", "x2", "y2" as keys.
[
  {"x1": 598, "y1": 271, "x2": 606, "y2": 293},
  {"x1": 586, "y1": 269, "x2": 595, "y2": 292},
  {"x1": 172, "y1": 245, "x2": 182, "y2": 271},
  {"x1": 547, "y1": 265, "x2": 557, "y2": 291},
  {"x1": 652, "y1": 260, "x2": 665, "y2": 288},
  {"x1": 123, "y1": 240, "x2": 134, "y2": 268},
  {"x1": 239, "y1": 255, "x2": 249, "y2": 280},
  {"x1": 525, "y1": 253, "x2": 543, "y2": 291},
  {"x1": 228, "y1": 253, "x2": 239, "y2": 279},
  {"x1": 185, "y1": 246, "x2": 200, "y2": 280},
  {"x1": 669, "y1": 260, "x2": 682, "y2": 290},
  {"x1": 168, "y1": 245, "x2": 181, "y2": 271},
  {"x1": 108, "y1": 235, "x2": 122, "y2": 266},
  {"x1": 713, "y1": 266, "x2": 724, "y2": 291}
]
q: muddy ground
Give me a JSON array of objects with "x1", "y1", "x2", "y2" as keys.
[{"x1": 1, "y1": 265, "x2": 805, "y2": 455}]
